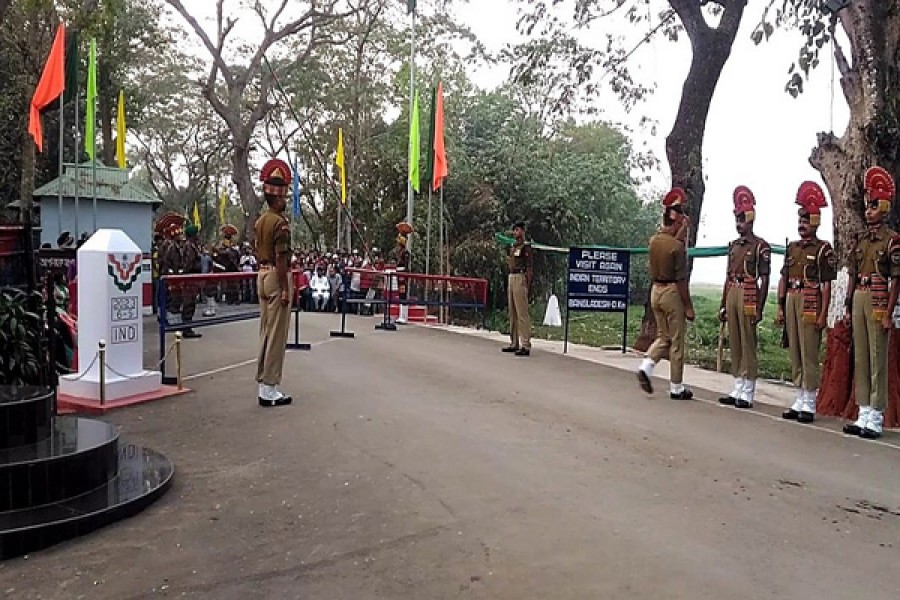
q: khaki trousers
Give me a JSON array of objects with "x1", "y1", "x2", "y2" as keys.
[
  {"x1": 647, "y1": 284, "x2": 685, "y2": 384},
  {"x1": 256, "y1": 270, "x2": 294, "y2": 386},
  {"x1": 725, "y1": 285, "x2": 758, "y2": 380},
  {"x1": 508, "y1": 273, "x2": 531, "y2": 350},
  {"x1": 852, "y1": 290, "x2": 889, "y2": 410},
  {"x1": 785, "y1": 291, "x2": 822, "y2": 389}
]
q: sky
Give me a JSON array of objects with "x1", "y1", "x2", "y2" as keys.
[{"x1": 171, "y1": 1, "x2": 851, "y2": 284}]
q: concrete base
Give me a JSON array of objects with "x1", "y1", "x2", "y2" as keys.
[
  {"x1": 57, "y1": 384, "x2": 189, "y2": 415},
  {"x1": 59, "y1": 370, "x2": 162, "y2": 402}
]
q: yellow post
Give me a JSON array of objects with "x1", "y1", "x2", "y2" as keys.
[
  {"x1": 98, "y1": 339, "x2": 107, "y2": 406},
  {"x1": 175, "y1": 332, "x2": 183, "y2": 390}
]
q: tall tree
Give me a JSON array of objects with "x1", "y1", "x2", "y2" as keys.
[
  {"x1": 512, "y1": 0, "x2": 748, "y2": 250},
  {"x1": 164, "y1": 0, "x2": 361, "y2": 239},
  {"x1": 754, "y1": 0, "x2": 900, "y2": 258}
]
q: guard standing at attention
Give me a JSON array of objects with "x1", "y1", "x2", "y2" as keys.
[
  {"x1": 777, "y1": 182, "x2": 836, "y2": 423},
  {"x1": 717, "y1": 186, "x2": 771, "y2": 409},
  {"x1": 392, "y1": 221, "x2": 413, "y2": 324},
  {"x1": 502, "y1": 221, "x2": 533, "y2": 356},
  {"x1": 842, "y1": 167, "x2": 900, "y2": 439},
  {"x1": 254, "y1": 159, "x2": 294, "y2": 408},
  {"x1": 180, "y1": 224, "x2": 203, "y2": 339},
  {"x1": 638, "y1": 188, "x2": 695, "y2": 398}
]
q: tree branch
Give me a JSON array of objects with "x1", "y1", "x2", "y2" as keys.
[{"x1": 669, "y1": 0, "x2": 707, "y2": 40}]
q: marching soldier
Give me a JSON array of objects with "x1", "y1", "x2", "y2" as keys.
[
  {"x1": 254, "y1": 158, "x2": 294, "y2": 407},
  {"x1": 392, "y1": 222, "x2": 413, "y2": 324},
  {"x1": 180, "y1": 224, "x2": 203, "y2": 339},
  {"x1": 718, "y1": 186, "x2": 771, "y2": 409},
  {"x1": 842, "y1": 167, "x2": 900, "y2": 439},
  {"x1": 637, "y1": 188, "x2": 695, "y2": 398},
  {"x1": 777, "y1": 182, "x2": 836, "y2": 423},
  {"x1": 502, "y1": 221, "x2": 533, "y2": 356}
]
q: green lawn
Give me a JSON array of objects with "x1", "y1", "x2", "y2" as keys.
[{"x1": 489, "y1": 287, "x2": 797, "y2": 382}]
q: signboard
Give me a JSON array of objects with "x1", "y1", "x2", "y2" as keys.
[{"x1": 566, "y1": 247, "x2": 630, "y2": 312}]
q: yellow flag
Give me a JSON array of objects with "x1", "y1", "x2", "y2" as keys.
[
  {"x1": 335, "y1": 128, "x2": 346, "y2": 204},
  {"x1": 218, "y1": 190, "x2": 227, "y2": 225},
  {"x1": 192, "y1": 201, "x2": 201, "y2": 230},
  {"x1": 116, "y1": 89, "x2": 126, "y2": 168}
]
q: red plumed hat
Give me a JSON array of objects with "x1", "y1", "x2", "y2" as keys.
[
  {"x1": 662, "y1": 187, "x2": 686, "y2": 208},
  {"x1": 864, "y1": 166, "x2": 894, "y2": 212},
  {"x1": 733, "y1": 185, "x2": 756, "y2": 221},
  {"x1": 396, "y1": 221, "x2": 414, "y2": 235},
  {"x1": 260, "y1": 159, "x2": 292, "y2": 196},
  {"x1": 155, "y1": 212, "x2": 186, "y2": 238},
  {"x1": 220, "y1": 224, "x2": 239, "y2": 237},
  {"x1": 796, "y1": 181, "x2": 827, "y2": 226}
]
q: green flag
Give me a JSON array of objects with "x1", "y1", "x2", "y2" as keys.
[
  {"x1": 85, "y1": 38, "x2": 97, "y2": 160},
  {"x1": 407, "y1": 0, "x2": 416, "y2": 13},
  {"x1": 408, "y1": 91, "x2": 420, "y2": 193},
  {"x1": 424, "y1": 84, "x2": 437, "y2": 190}
]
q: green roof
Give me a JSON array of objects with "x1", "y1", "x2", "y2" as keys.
[{"x1": 33, "y1": 161, "x2": 160, "y2": 206}]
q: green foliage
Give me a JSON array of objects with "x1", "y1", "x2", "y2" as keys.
[{"x1": 0, "y1": 288, "x2": 44, "y2": 385}]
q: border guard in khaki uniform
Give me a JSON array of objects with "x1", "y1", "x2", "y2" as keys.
[
  {"x1": 254, "y1": 159, "x2": 295, "y2": 408},
  {"x1": 502, "y1": 221, "x2": 533, "y2": 356},
  {"x1": 777, "y1": 182, "x2": 836, "y2": 423},
  {"x1": 718, "y1": 186, "x2": 771, "y2": 409},
  {"x1": 638, "y1": 188, "x2": 695, "y2": 399},
  {"x1": 842, "y1": 167, "x2": 900, "y2": 439}
]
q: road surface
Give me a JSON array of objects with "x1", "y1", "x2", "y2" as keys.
[{"x1": 4, "y1": 314, "x2": 898, "y2": 599}]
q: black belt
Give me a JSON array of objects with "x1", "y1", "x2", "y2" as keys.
[
  {"x1": 510, "y1": 269, "x2": 527, "y2": 274},
  {"x1": 653, "y1": 279, "x2": 676, "y2": 285}
]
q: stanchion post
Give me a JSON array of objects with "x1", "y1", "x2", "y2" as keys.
[
  {"x1": 331, "y1": 273, "x2": 356, "y2": 338},
  {"x1": 376, "y1": 270, "x2": 397, "y2": 331},
  {"x1": 98, "y1": 340, "x2": 107, "y2": 406},
  {"x1": 175, "y1": 332, "x2": 183, "y2": 390}
]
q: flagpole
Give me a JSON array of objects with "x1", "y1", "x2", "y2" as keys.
[
  {"x1": 405, "y1": 5, "x2": 416, "y2": 252},
  {"x1": 425, "y1": 188, "x2": 432, "y2": 276},
  {"x1": 439, "y1": 181, "x2": 444, "y2": 322},
  {"x1": 73, "y1": 88, "x2": 80, "y2": 240},
  {"x1": 58, "y1": 80, "x2": 64, "y2": 239}
]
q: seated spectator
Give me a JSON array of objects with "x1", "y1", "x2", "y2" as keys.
[{"x1": 309, "y1": 266, "x2": 330, "y2": 311}]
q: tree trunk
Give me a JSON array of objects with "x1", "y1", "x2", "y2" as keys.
[
  {"x1": 232, "y1": 138, "x2": 259, "y2": 241},
  {"x1": 813, "y1": 0, "x2": 900, "y2": 425},
  {"x1": 633, "y1": 0, "x2": 746, "y2": 352}
]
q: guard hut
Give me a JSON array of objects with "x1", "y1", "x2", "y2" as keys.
[
  {"x1": 32, "y1": 161, "x2": 160, "y2": 253},
  {"x1": 33, "y1": 162, "x2": 159, "y2": 309}
]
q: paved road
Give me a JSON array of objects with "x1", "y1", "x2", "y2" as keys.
[{"x1": 5, "y1": 314, "x2": 899, "y2": 599}]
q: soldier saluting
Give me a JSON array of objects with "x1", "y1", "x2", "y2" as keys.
[
  {"x1": 717, "y1": 186, "x2": 770, "y2": 409},
  {"x1": 777, "y1": 182, "x2": 836, "y2": 423},
  {"x1": 637, "y1": 188, "x2": 695, "y2": 399},
  {"x1": 502, "y1": 220, "x2": 533, "y2": 356},
  {"x1": 254, "y1": 159, "x2": 294, "y2": 408},
  {"x1": 842, "y1": 167, "x2": 900, "y2": 439}
]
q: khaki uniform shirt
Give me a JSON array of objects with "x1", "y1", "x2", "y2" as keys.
[
  {"x1": 508, "y1": 241, "x2": 533, "y2": 274},
  {"x1": 781, "y1": 239, "x2": 837, "y2": 284},
  {"x1": 726, "y1": 236, "x2": 771, "y2": 280},
  {"x1": 648, "y1": 231, "x2": 686, "y2": 282},
  {"x1": 254, "y1": 210, "x2": 292, "y2": 264},
  {"x1": 849, "y1": 225, "x2": 900, "y2": 280}
]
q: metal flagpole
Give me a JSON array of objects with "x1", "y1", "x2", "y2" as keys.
[
  {"x1": 439, "y1": 181, "x2": 444, "y2": 322},
  {"x1": 426, "y1": 188, "x2": 432, "y2": 275},
  {"x1": 73, "y1": 78, "x2": 80, "y2": 239},
  {"x1": 405, "y1": 6, "x2": 416, "y2": 251},
  {"x1": 58, "y1": 83, "x2": 64, "y2": 238},
  {"x1": 91, "y1": 154, "x2": 97, "y2": 232}
]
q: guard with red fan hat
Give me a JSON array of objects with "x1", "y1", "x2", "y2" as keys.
[
  {"x1": 637, "y1": 187, "x2": 695, "y2": 399},
  {"x1": 392, "y1": 221, "x2": 413, "y2": 324},
  {"x1": 841, "y1": 166, "x2": 900, "y2": 439},
  {"x1": 254, "y1": 158, "x2": 295, "y2": 408},
  {"x1": 154, "y1": 212, "x2": 187, "y2": 314},
  {"x1": 717, "y1": 186, "x2": 771, "y2": 409},
  {"x1": 776, "y1": 181, "x2": 836, "y2": 423}
]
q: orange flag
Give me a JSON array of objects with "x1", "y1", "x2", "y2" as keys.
[
  {"x1": 432, "y1": 81, "x2": 449, "y2": 191},
  {"x1": 28, "y1": 23, "x2": 67, "y2": 152}
]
